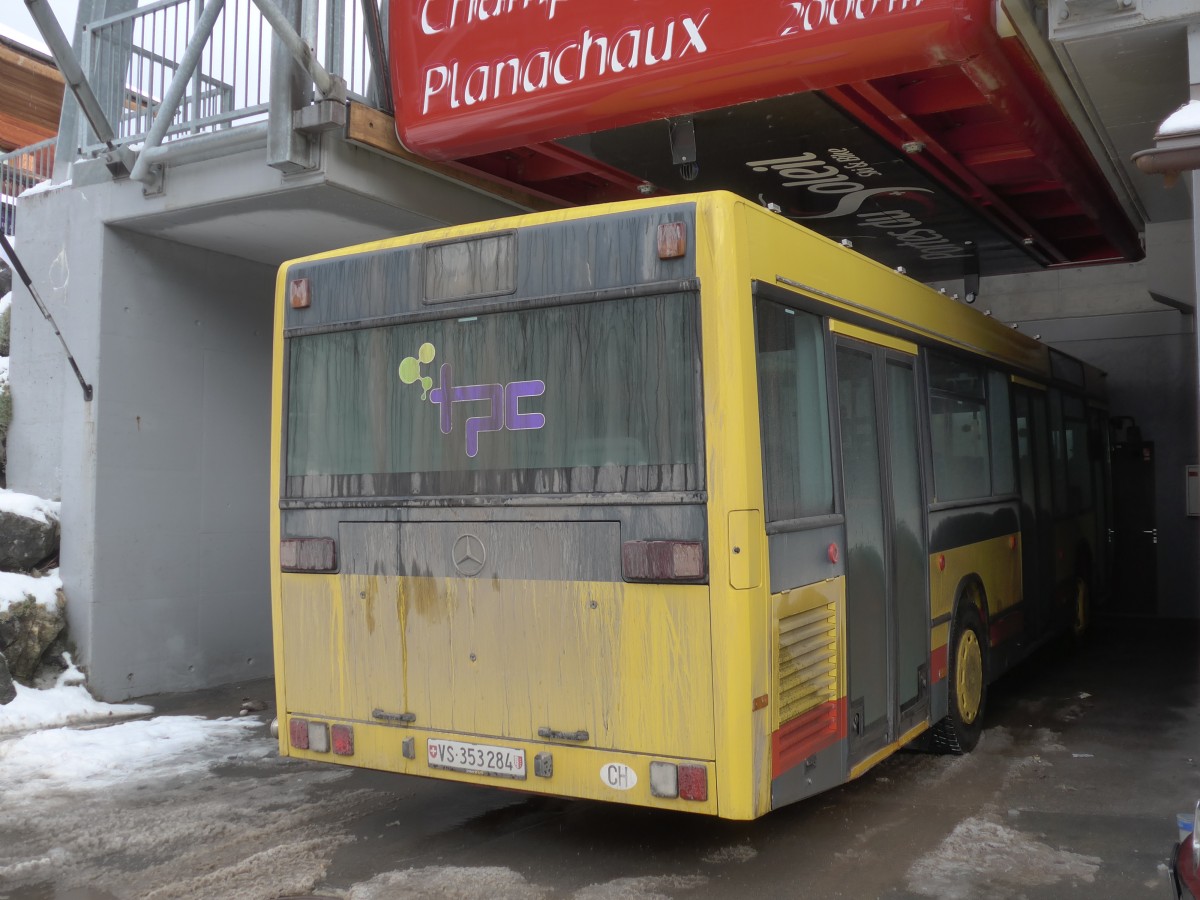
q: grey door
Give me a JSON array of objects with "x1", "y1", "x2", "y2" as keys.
[{"x1": 836, "y1": 339, "x2": 928, "y2": 766}]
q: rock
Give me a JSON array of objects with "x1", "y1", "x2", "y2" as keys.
[
  {"x1": 0, "y1": 614, "x2": 17, "y2": 650},
  {"x1": 0, "y1": 651, "x2": 15, "y2": 705},
  {"x1": 0, "y1": 506, "x2": 59, "y2": 570},
  {"x1": 0, "y1": 589, "x2": 66, "y2": 682}
]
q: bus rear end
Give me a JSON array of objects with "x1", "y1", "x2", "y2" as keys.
[{"x1": 271, "y1": 203, "x2": 721, "y2": 814}]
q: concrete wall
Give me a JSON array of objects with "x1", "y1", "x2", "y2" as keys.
[
  {"x1": 8, "y1": 132, "x2": 530, "y2": 700},
  {"x1": 89, "y1": 229, "x2": 274, "y2": 698},
  {"x1": 10, "y1": 182, "x2": 274, "y2": 698}
]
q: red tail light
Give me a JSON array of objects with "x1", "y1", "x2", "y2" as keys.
[
  {"x1": 678, "y1": 764, "x2": 708, "y2": 801},
  {"x1": 288, "y1": 718, "x2": 309, "y2": 750},
  {"x1": 331, "y1": 724, "x2": 354, "y2": 756},
  {"x1": 280, "y1": 538, "x2": 337, "y2": 573},
  {"x1": 648, "y1": 760, "x2": 709, "y2": 801},
  {"x1": 621, "y1": 540, "x2": 706, "y2": 583}
]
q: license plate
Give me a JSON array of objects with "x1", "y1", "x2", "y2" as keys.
[{"x1": 427, "y1": 738, "x2": 527, "y2": 780}]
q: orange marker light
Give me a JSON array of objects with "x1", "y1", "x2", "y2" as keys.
[{"x1": 289, "y1": 277, "x2": 311, "y2": 309}]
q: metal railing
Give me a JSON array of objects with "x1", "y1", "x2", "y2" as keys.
[
  {"x1": 77, "y1": 0, "x2": 380, "y2": 153},
  {"x1": 0, "y1": 139, "x2": 57, "y2": 236}
]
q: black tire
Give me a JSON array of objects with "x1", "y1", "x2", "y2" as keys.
[{"x1": 931, "y1": 598, "x2": 987, "y2": 754}]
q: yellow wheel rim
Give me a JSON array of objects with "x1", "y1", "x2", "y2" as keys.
[{"x1": 956, "y1": 628, "x2": 983, "y2": 725}]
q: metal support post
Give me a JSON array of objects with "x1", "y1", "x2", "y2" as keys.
[
  {"x1": 361, "y1": 0, "x2": 392, "y2": 114},
  {"x1": 0, "y1": 233, "x2": 93, "y2": 402},
  {"x1": 24, "y1": 0, "x2": 128, "y2": 175},
  {"x1": 250, "y1": 0, "x2": 346, "y2": 102},
  {"x1": 127, "y1": 0, "x2": 228, "y2": 185}
]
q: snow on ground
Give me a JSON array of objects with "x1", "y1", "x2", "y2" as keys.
[
  {"x1": 0, "y1": 484, "x2": 385, "y2": 898},
  {"x1": 0, "y1": 655, "x2": 150, "y2": 735},
  {"x1": 0, "y1": 711, "x2": 267, "y2": 802},
  {"x1": 0, "y1": 695, "x2": 375, "y2": 898},
  {"x1": 905, "y1": 812, "x2": 1100, "y2": 898}
]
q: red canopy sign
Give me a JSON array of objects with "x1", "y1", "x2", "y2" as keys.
[{"x1": 389, "y1": 0, "x2": 989, "y2": 160}]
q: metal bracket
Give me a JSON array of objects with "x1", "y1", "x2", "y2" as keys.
[
  {"x1": 372, "y1": 709, "x2": 417, "y2": 725},
  {"x1": 293, "y1": 100, "x2": 349, "y2": 135},
  {"x1": 537, "y1": 727, "x2": 589, "y2": 742},
  {"x1": 668, "y1": 116, "x2": 700, "y2": 181}
]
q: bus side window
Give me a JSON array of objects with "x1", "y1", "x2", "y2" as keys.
[
  {"x1": 988, "y1": 370, "x2": 1015, "y2": 496},
  {"x1": 928, "y1": 353, "x2": 991, "y2": 503},
  {"x1": 1062, "y1": 394, "x2": 1092, "y2": 514},
  {"x1": 754, "y1": 302, "x2": 835, "y2": 522},
  {"x1": 1049, "y1": 389, "x2": 1068, "y2": 516}
]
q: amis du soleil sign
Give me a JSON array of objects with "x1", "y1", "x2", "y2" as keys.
[{"x1": 388, "y1": 0, "x2": 983, "y2": 160}]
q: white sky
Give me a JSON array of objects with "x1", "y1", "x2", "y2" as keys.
[{"x1": 0, "y1": 0, "x2": 79, "y2": 53}]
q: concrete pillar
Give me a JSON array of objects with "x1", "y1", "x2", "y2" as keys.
[{"x1": 11, "y1": 179, "x2": 275, "y2": 700}]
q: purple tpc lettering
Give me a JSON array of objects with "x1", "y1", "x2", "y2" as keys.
[
  {"x1": 429, "y1": 363, "x2": 546, "y2": 457},
  {"x1": 505, "y1": 380, "x2": 546, "y2": 431},
  {"x1": 460, "y1": 383, "x2": 503, "y2": 458}
]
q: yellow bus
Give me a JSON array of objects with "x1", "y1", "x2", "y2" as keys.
[{"x1": 270, "y1": 191, "x2": 1107, "y2": 819}]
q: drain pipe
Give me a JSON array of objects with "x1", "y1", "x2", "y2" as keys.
[{"x1": 0, "y1": 233, "x2": 93, "y2": 402}]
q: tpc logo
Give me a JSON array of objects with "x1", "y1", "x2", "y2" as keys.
[{"x1": 398, "y1": 342, "x2": 546, "y2": 458}]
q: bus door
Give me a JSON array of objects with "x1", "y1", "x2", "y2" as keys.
[
  {"x1": 833, "y1": 332, "x2": 929, "y2": 766},
  {"x1": 1013, "y1": 385, "x2": 1054, "y2": 638}
]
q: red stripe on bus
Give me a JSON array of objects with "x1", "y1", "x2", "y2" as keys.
[
  {"x1": 989, "y1": 609, "x2": 1024, "y2": 647},
  {"x1": 930, "y1": 645, "x2": 948, "y2": 684},
  {"x1": 772, "y1": 697, "x2": 848, "y2": 778}
]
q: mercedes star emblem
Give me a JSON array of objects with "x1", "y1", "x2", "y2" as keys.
[{"x1": 452, "y1": 533, "x2": 487, "y2": 577}]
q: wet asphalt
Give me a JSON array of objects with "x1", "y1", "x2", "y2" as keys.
[{"x1": 5, "y1": 616, "x2": 1198, "y2": 899}]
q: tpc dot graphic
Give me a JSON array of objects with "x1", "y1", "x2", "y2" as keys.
[{"x1": 399, "y1": 342, "x2": 436, "y2": 399}]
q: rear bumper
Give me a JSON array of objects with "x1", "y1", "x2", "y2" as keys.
[{"x1": 281, "y1": 715, "x2": 719, "y2": 816}]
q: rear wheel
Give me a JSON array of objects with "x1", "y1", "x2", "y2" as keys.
[{"x1": 931, "y1": 598, "x2": 987, "y2": 754}]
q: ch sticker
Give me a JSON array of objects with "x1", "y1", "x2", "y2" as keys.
[{"x1": 398, "y1": 342, "x2": 546, "y2": 458}]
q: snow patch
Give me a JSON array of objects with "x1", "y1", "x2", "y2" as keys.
[
  {"x1": 0, "y1": 657, "x2": 150, "y2": 735},
  {"x1": 0, "y1": 487, "x2": 60, "y2": 525},
  {"x1": 0, "y1": 566, "x2": 63, "y2": 614},
  {"x1": 0, "y1": 22, "x2": 50, "y2": 57},
  {"x1": 0, "y1": 713, "x2": 368, "y2": 897},
  {"x1": 0, "y1": 715, "x2": 265, "y2": 796},
  {"x1": 574, "y1": 874, "x2": 708, "y2": 899},
  {"x1": 701, "y1": 844, "x2": 757, "y2": 863},
  {"x1": 18, "y1": 177, "x2": 69, "y2": 199},
  {"x1": 1160, "y1": 99, "x2": 1200, "y2": 137},
  {"x1": 347, "y1": 866, "x2": 549, "y2": 899},
  {"x1": 906, "y1": 814, "x2": 1101, "y2": 898}
]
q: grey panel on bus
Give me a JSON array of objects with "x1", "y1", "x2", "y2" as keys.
[
  {"x1": 768, "y1": 522, "x2": 845, "y2": 594},
  {"x1": 339, "y1": 521, "x2": 622, "y2": 582},
  {"x1": 284, "y1": 206, "x2": 698, "y2": 330},
  {"x1": 771, "y1": 740, "x2": 846, "y2": 810}
]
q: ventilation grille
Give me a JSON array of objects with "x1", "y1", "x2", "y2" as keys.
[{"x1": 777, "y1": 602, "x2": 837, "y2": 725}]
